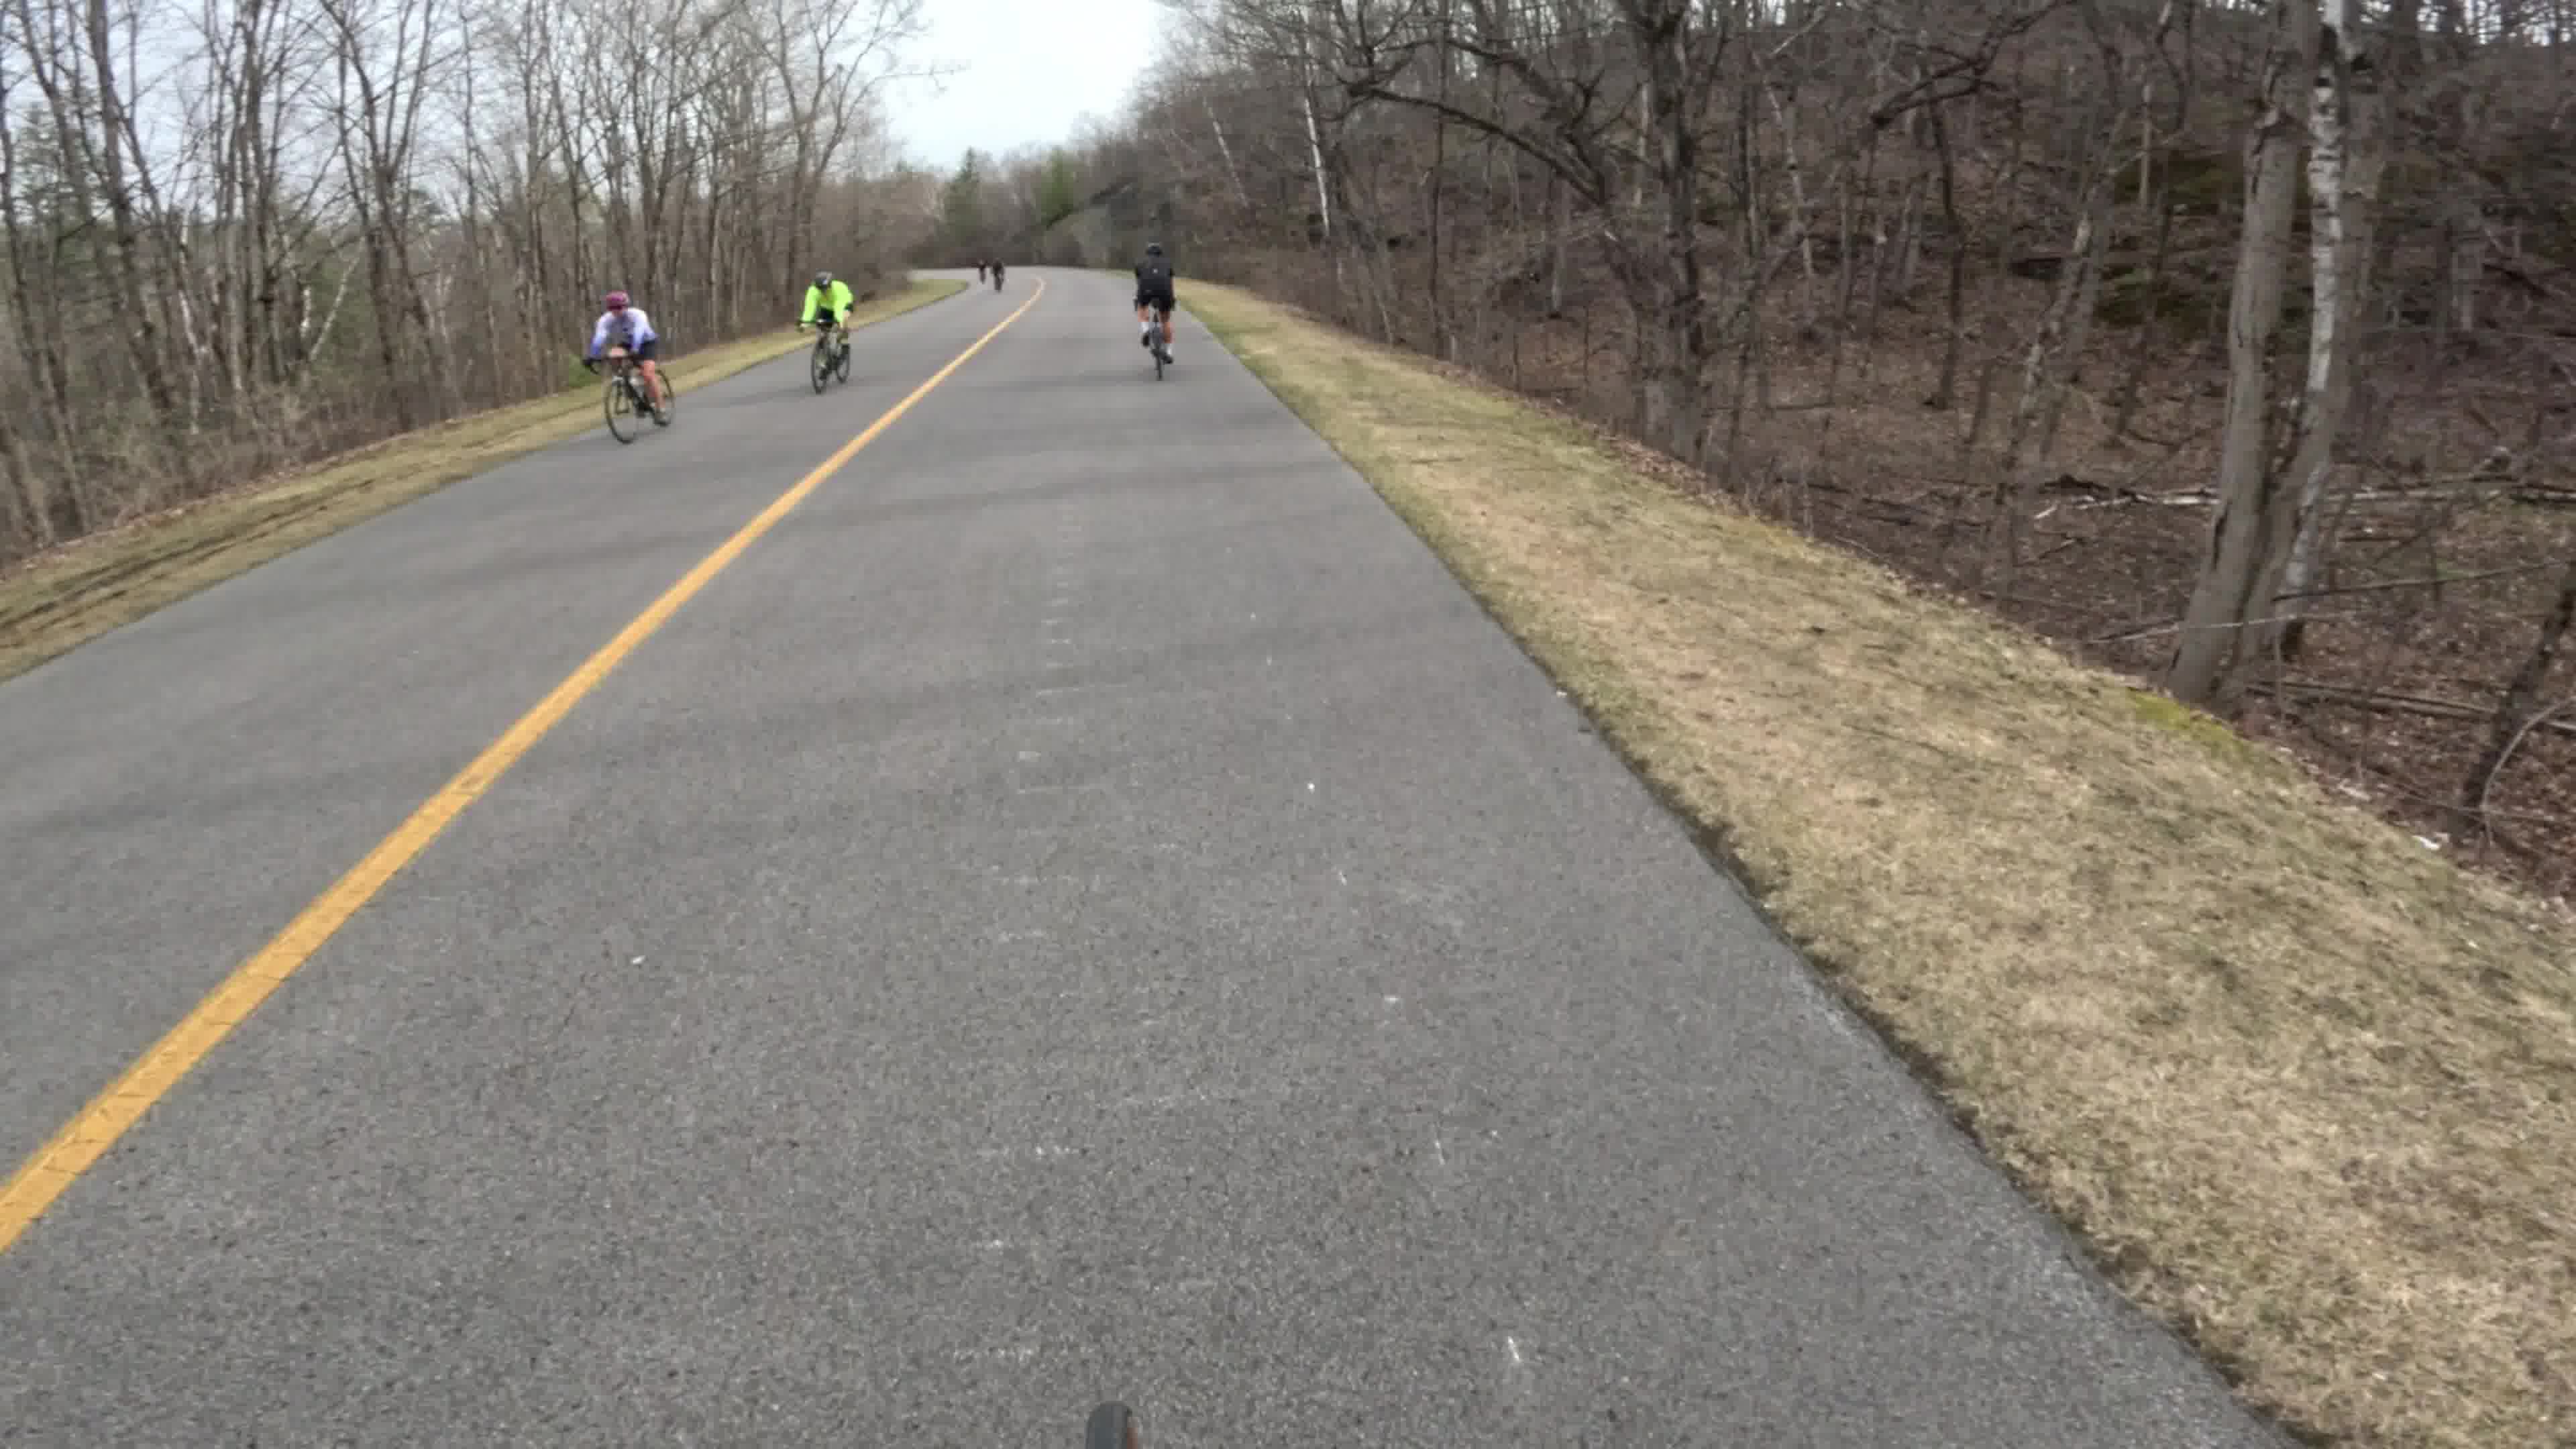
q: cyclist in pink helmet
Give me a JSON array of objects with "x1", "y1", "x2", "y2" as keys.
[{"x1": 582, "y1": 289, "x2": 668, "y2": 411}]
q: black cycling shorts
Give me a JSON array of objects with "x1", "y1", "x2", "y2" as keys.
[
  {"x1": 812, "y1": 311, "x2": 841, "y2": 329},
  {"x1": 608, "y1": 336, "x2": 659, "y2": 362},
  {"x1": 1135, "y1": 285, "x2": 1175, "y2": 315}
]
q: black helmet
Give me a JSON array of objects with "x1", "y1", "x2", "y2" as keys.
[
  {"x1": 814, "y1": 270, "x2": 833, "y2": 287},
  {"x1": 1145, "y1": 241, "x2": 1164, "y2": 256}
]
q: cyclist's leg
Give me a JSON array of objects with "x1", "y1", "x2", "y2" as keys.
[{"x1": 633, "y1": 337, "x2": 666, "y2": 405}]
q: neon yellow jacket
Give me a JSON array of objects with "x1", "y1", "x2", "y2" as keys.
[{"x1": 801, "y1": 278, "x2": 855, "y2": 324}]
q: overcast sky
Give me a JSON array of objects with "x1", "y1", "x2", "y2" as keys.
[{"x1": 884, "y1": 0, "x2": 1167, "y2": 170}]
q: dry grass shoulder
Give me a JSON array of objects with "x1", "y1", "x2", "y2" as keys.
[
  {"x1": 0, "y1": 278, "x2": 965, "y2": 685},
  {"x1": 1186, "y1": 282, "x2": 2576, "y2": 1448}
]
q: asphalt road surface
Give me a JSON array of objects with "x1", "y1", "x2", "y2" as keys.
[{"x1": 0, "y1": 269, "x2": 2284, "y2": 1446}]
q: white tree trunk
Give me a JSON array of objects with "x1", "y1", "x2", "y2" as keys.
[{"x1": 2272, "y1": 1, "x2": 2385, "y2": 635}]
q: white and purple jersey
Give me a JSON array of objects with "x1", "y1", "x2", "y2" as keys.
[{"x1": 586, "y1": 306, "x2": 658, "y2": 358}]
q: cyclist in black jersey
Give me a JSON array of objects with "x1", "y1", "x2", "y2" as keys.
[{"x1": 1134, "y1": 242, "x2": 1175, "y2": 360}]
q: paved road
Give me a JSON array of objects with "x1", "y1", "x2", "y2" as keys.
[{"x1": 0, "y1": 269, "x2": 2280, "y2": 1446}]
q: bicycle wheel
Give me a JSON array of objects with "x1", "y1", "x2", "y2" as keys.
[
  {"x1": 1083, "y1": 1401, "x2": 1140, "y2": 1449},
  {"x1": 833, "y1": 339, "x2": 852, "y2": 383},
  {"x1": 604, "y1": 374, "x2": 639, "y2": 444},
  {"x1": 810, "y1": 339, "x2": 830, "y2": 394}
]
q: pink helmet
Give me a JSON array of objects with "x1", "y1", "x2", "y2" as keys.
[{"x1": 602, "y1": 290, "x2": 629, "y2": 309}]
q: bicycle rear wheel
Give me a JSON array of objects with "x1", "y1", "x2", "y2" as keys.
[
  {"x1": 604, "y1": 374, "x2": 639, "y2": 444},
  {"x1": 1083, "y1": 1401, "x2": 1140, "y2": 1449},
  {"x1": 833, "y1": 338, "x2": 852, "y2": 383}
]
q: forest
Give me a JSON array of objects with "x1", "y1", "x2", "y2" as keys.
[
  {"x1": 932, "y1": 0, "x2": 2576, "y2": 901},
  {"x1": 0, "y1": 0, "x2": 945, "y2": 565}
]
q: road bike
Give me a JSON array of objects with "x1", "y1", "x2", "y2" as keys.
[
  {"x1": 599, "y1": 344, "x2": 671, "y2": 443},
  {"x1": 1142, "y1": 304, "x2": 1173, "y2": 380},
  {"x1": 807, "y1": 323, "x2": 852, "y2": 393},
  {"x1": 1085, "y1": 1401, "x2": 1141, "y2": 1449}
]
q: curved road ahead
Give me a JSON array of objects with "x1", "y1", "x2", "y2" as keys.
[{"x1": 0, "y1": 270, "x2": 2279, "y2": 1446}]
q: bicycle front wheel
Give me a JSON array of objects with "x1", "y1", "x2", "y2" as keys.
[
  {"x1": 1084, "y1": 1401, "x2": 1140, "y2": 1449},
  {"x1": 810, "y1": 340, "x2": 830, "y2": 394},
  {"x1": 604, "y1": 375, "x2": 639, "y2": 444}
]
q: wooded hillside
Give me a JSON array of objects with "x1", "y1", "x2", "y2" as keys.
[{"x1": 946, "y1": 0, "x2": 2576, "y2": 899}]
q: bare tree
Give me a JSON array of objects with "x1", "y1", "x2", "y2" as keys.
[{"x1": 0, "y1": 0, "x2": 936, "y2": 566}]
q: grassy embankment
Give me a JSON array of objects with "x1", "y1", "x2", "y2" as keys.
[{"x1": 1187, "y1": 281, "x2": 2574, "y2": 1449}]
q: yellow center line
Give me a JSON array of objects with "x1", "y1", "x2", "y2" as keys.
[{"x1": 0, "y1": 276, "x2": 1049, "y2": 1255}]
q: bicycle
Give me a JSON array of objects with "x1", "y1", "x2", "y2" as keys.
[
  {"x1": 1085, "y1": 1401, "x2": 1141, "y2": 1449},
  {"x1": 1143, "y1": 303, "x2": 1173, "y2": 380},
  {"x1": 598, "y1": 343, "x2": 671, "y2": 443},
  {"x1": 806, "y1": 322, "x2": 852, "y2": 393}
]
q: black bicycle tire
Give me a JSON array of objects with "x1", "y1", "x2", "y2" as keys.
[
  {"x1": 1083, "y1": 1401, "x2": 1140, "y2": 1449},
  {"x1": 810, "y1": 339, "x2": 829, "y2": 394},
  {"x1": 604, "y1": 375, "x2": 638, "y2": 444},
  {"x1": 834, "y1": 341, "x2": 852, "y2": 382}
]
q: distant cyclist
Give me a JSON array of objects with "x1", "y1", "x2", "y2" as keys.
[
  {"x1": 1134, "y1": 241, "x2": 1175, "y2": 360},
  {"x1": 976, "y1": 260, "x2": 989, "y2": 284},
  {"x1": 801, "y1": 270, "x2": 854, "y2": 351},
  {"x1": 991, "y1": 258, "x2": 1006, "y2": 290},
  {"x1": 582, "y1": 290, "x2": 668, "y2": 411}
]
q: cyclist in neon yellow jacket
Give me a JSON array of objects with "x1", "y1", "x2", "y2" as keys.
[{"x1": 801, "y1": 272, "x2": 855, "y2": 352}]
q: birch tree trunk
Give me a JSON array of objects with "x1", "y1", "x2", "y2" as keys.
[{"x1": 2263, "y1": 6, "x2": 2387, "y2": 660}]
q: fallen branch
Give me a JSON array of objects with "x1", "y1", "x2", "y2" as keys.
[
  {"x1": 2091, "y1": 609, "x2": 2368, "y2": 645},
  {"x1": 2065, "y1": 483, "x2": 2570, "y2": 511},
  {"x1": 2255, "y1": 679, "x2": 2576, "y2": 739},
  {"x1": 2276, "y1": 561, "x2": 2569, "y2": 600},
  {"x1": 2471, "y1": 696, "x2": 2576, "y2": 842}
]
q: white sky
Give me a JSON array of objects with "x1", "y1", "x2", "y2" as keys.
[{"x1": 884, "y1": 0, "x2": 1166, "y2": 171}]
